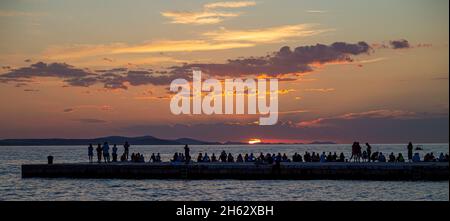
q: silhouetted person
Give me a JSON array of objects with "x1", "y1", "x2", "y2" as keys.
[
  {"x1": 197, "y1": 153, "x2": 203, "y2": 162},
  {"x1": 407, "y1": 142, "x2": 413, "y2": 162},
  {"x1": 184, "y1": 145, "x2": 190, "y2": 164},
  {"x1": 397, "y1": 153, "x2": 405, "y2": 162},
  {"x1": 120, "y1": 153, "x2": 126, "y2": 162},
  {"x1": 227, "y1": 153, "x2": 234, "y2": 162},
  {"x1": 371, "y1": 152, "x2": 379, "y2": 162},
  {"x1": 173, "y1": 152, "x2": 179, "y2": 162},
  {"x1": 123, "y1": 141, "x2": 130, "y2": 160},
  {"x1": 203, "y1": 153, "x2": 210, "y2": 162},
  {"x1": 112, "y1": 144, "x2": 118, "y2": 162},
  {"x1": 378, "y1": 152, "x2": 386, "y2": 162},
  {"x1": 339, "y1": 153, "x2": 345, "y2": 162},
  {"x1": 156, "y1": 153, "x2": 161, "y2": 162},
  {"x1": 236, "y1": 154, "x2": 243, "y2": 163},
  {"x1": 211, "y1": 153, "x2": 217, "y2": 162},
  {"x1": 88, "y1": 144, "x2": 94, "y2": 163},
  {"x1": 96, "y1": 144, "x2": 102, "y2": 163},
  {"x1": 102, "y1": 142, "x2": 110, "y2": 163},
  {"x1": 412, "y1": 153, "x2": 421, "y2": 162},
  {"x1": 365, "y1": 143, "x2": 372, "y2": 162},
  {"x1": 320, "y1": 152, "x2": 327, "y2": 162},
  {"x1": 326, "y1": 152, "x2": 333, "y2": 162},
  {"x1": 388, "y1": 152, "x2": 396, "y2": 162},
  {"x1": 220, "y1": 151, "x2": 227, "y2": 162}
]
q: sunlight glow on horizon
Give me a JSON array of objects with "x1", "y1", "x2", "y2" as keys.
[{"x1": 248, "y1": 138, "x2": 262, "y2": 144}]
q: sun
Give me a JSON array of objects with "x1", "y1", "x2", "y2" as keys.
[{"x1": 248, "y1": 138, "x2": 262, "y2": 144}]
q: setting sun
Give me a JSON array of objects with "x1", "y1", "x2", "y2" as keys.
[{"x1": 248, "y1": 138, "x2": 262, "y2": 144}]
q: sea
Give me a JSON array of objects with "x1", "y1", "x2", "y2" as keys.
[{"x1": 0, "y1": 144, "x2": 448, "y2": 201}]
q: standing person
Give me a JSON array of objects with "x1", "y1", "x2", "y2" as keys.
[
  {"x1": 123, "y1": 141, "x2": 130, "y2": 160},
  {"x1": 356, "y1": 142, "x2": 362, "y2": 162},
  {"x1": 112, "y1": 144, "x2": 118, "y2": 162},
  {"x1": 365, "y1": 143, "x2": 372, "y2": 162},
  {"x1": 88, "y1": 144, "x2": 94, "y2": 163},
  {"x1": 96, "y1": 144, "x2": 102, "y2": 163},
  {"x1": 184, "y1": 144, "x2": 190, "y2": 164},
  {"x1": 350, "y1": 142, "x2": 357, "y2": 162},
  {"x1": 102, "y1": 142, "x2": 110, "y2": 163},
  {"x1": 407, "y1": 142, "x2": 413, "y2": 162}
]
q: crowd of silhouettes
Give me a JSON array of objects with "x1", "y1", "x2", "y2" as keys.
[
  {"x1": 88, "y1": 141, "x2": 130, "y2": 163},
  {"x1": 88, "y1": 142, "x2": 449, "y2": 164}
]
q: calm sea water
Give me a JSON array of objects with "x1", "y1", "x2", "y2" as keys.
[{"x1": 0, "y1": 144, "x2": 448, "y2": 201}]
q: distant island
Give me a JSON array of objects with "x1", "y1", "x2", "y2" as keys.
[{"x1": 0, "y1": 135, "x2": 336, "y2": 146}]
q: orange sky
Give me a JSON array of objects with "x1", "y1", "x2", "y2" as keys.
[{"x1": 0, "y1": 0, "x2": 448, "y2": 143}]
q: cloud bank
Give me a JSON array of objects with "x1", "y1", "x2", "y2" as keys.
[{"x1": 0, "y1": 40, "x2": 394, "y2": 90}]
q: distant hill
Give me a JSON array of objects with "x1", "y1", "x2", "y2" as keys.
[
  {"x1": 223, "y1": 141, "x2": 248, "y2": 145},
  {"x1": 174, "y1": 138, "x2": 221, "y2": 145},
  {"x1": 0, "y1": 136, "x2": 215, "y2": 146}
]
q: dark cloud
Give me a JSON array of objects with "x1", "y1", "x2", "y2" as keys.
[
  {"x1": 0, "y1": 62, "x2": 92, "y2": 83},
  {"x1": 95, "y1": 68, "x2": 128, "y2": 73},
  {"x1": 63, "y1": 108, "x2": 75, "y2": 113},
  {"x1": 169, "y1": 41, "x2": 371, "y2": 77},
  {"x1": 0, "y1": 41, "x2": 376, "y2": 89},
  {"x1": 15, "y1": 83, "x2": 28, "y2": 87},
  {"x1": 75, "y1": 118, "x2": 107, "y2": 124},
  {"x1": 390, "y1": 39, "x2": 410, "y2": 49},
  {"x1": 23, "y1": 89, "x2": 39, "y2": 92},
  {"x1": 103, "y1": 57, "x2": 114, "y2": 62},
  {"x1": 24, "y1": 59, "x2": 32, "y2": 63}
]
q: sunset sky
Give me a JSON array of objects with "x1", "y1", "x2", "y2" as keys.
[{"x1": 0, "y1": 0, "x2": 448, "y2": 143}]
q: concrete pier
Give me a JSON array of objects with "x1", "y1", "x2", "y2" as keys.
[{"x1": 22, "y1": 162, "x2": 449, "y2": 181}]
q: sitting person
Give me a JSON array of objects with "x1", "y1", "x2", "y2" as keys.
[
  {"x1": 396, "y1": 153, "x2": 405, "y2": 162},
  {"x1": 249, "y1": 153, "x2": 255, "y2": 162},
  {"x1": 264, "y1": 153, "x2": 272, "y2": 163},
  {"x1": 282, "y1": 153, "x2": 289, "y2": 162},
  {"x1": 150, "y1": 153, "x2": 156, "y2": 163},
  {"x1": 211, "y1": 153, "x2": 217, "y2": 162},
  {"x1": 320, "y1": 152, "x2": 327, "y2": 163},
  {"x1": 227, "y1": 153, "x2": 234, "y2": 162},
  {"x1": 388, "y1": 152, "x2": 396, "y2": 162},
  {"x1": 203, "y1": 153, "x2": 210, "y2": 162},
  {"x1": 304, "y1": 152, "x2": 311, "y2": 162},
  {"x1": 244, "y1": 153, "x2": 249, "y2": 162},
  {"x1": 120, "y1": 153, "x2": 127, "y2": 162},
  {"x1": 370, "y1": 152, "x2": 379, "y2": 162},
  {"x1": 197, "y1": 153, "x2": 203, "y2": 163},
  {"x1": 220, "y1": 151, "x2": 227, "y2": 162},
  {"x1": 156, "y1": 153, "x2": 161, "y2": 162},
  {"x1": 236, "y1": 154, "x2": 244, "y2": 163},
  {"x1": 412, "y1": 153, "x2": 421, "y2": 162},
  {"x1": 438, "y1": 153, "x2": 445, "y2": 162},
  {"x1": 338, "y1": 153, "x2": 345, "y2": 162},
  {"x1": 362, "y1": 151, "x2": 368, "y2": 162},
  {"x1": 326, "y1": 152, "x2": 333, "y2": 162},
  {"x1": 378, "y1": 152, "x2": 386, "y2": 162},
  {"x1": 172, "y1": 152, "x2": 179, "y2": 162}
]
